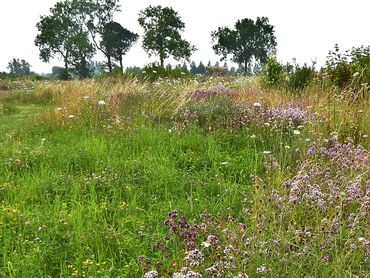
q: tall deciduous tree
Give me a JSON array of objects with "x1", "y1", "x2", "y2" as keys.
[
  {"x1": 100, "y1": 22, "x2": 138, "y2": 72},
  {"x1": 138, "y1": 5, "x2": 196, "y2": 67},
  {"x1": 35, "y1": 0, "x2": 120, "y2": 79},
  {"x1": 35, "y1": 2, "x2": 74, "y2": 79},
  {"x1": 211, "y1": 17, "x2": 277, "y2": 74}
]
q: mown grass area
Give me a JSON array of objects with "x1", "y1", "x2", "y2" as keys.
[{"x1": 0, "y1": 78, "x2": 369, "y2": 277}]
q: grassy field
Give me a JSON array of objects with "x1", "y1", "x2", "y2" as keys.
[{"x1": 0, "y1": 77, "x2": 369, "y2": 277}]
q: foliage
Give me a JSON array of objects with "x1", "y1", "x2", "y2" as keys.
[
  {"x1": 212, "y1": 17, "x2": 277, "y2": 74},
  {"x1": 35, "y1": 0, "x2": 120, "y2": 79},
  {"x1": 190, "y1": 61, "x2": 207, "y2": 75},
  {"x1": 325, "y1": 44, "x2": 370, "y2": 89},
  {"x1": 260, "y1": 58, "x2": 316, "y2": 92},
  {"x1": 7, "y1": 58, "x2": 32, "y2": 76},
  {"x1": 260, "y1": 57, "x2": 286, "y2": 88},
  {"x1": 138, "y1": 5, "x2": 196, "y2": 67},
  {"x1": 100, "y1": 21, "x2": 139, "y2": 72},
  {"x1": 287, "y1": 61, "x2": 316, "y2": 92}
]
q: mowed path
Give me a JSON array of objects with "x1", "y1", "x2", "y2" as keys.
[{"x1": 0, "y1": 103, "x2": 46, "y2": 139}]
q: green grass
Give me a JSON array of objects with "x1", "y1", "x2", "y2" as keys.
[{"x1": 0, "y1": 79, "x2": 368, "y2": 277}]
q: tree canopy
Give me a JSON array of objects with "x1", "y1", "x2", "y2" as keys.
[
  {"x1": 211, "y1": 17, "x2": 277, "y2": 74},
  {"x1": 138, "y1": 5, "x2": 196, "y2": 67},
  {"x1": 100, "y1": 21, "x2": 139, "y2": 72},
  {"x1": 35, "y1": 0, "x2": 120, "y2": 79}
]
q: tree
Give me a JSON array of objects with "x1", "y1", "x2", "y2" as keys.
[
  {"x1": 190, "y1": 61, "x2": 197, "y2": 74},
  {"x1": 7, "y1": 58, "x2": 31, "y2": 75},
  {"x1": 181, "y1": 62, "x2": 188, "y2": 71},
  {"x1": 197, "y1": 61, "x2": 206, "y2": 75},
  {"x1": 100, "y1": 21, "x2": 138, "y2": 72},
  {"x1": 138, "y1": 5, "x2": 196, "y2": 67},
  {"x1": 35, "y1": 2, "x2": 74, "y2": 79},
  {"x1": 211, "y1": 17, "x2": 277, "y2": 74},
  {"x1": 35, "y1": 0, "x2": 120, "y2": 79}
]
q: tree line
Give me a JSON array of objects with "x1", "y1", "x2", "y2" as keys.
[{"x1": 31, "y1": 0, "x2": 276, "y2": 79}]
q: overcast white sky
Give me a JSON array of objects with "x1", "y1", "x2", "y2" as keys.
[{"x1": 1, "y1": 0, "x2": 370, "y2": 73}]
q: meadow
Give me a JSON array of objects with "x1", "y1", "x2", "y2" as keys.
[{"x1": 0, "y1": 75, "x2": 369, "y2": 277}]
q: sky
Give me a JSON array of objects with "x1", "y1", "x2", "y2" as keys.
[{"x1": 1, "y1": 0, "x2": 370, "y2": 74}]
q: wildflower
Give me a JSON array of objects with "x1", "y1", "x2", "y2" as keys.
[
  {"x1": 293, "y1": 130, "x2": 301, "y2": 135},
  {"x1": 173, "y1": 268, "x2": 202, "y2": 278},
  {"x1": 256, "y1": 264, "x2": 268, "y2": 273},
  {"x1": 207, "y1": 234, "x2": 219, "y2": 245},
  {"x1": 184, "y1": 249, "x2": 204, "y2": 266},
  {"x1": 201, "y1": 241, "x2": 211, "y2": 248},
  {"x1": 234, "y1": 274, "x2": 249, "y2": 278},
  {"x1": 253, "y1": 102, "x2": 262, "y2": 108},
  {"x1": 187, "y1": 86, "x2": 231, "y2": 99},
  {"x1": 144, "y1": 270, "x2": 158, "y2": 278},
  {"x1": 97, "y1": 100, "x2": 106, "y2": 105}
]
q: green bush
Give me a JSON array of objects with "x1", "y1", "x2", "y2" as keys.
[
  {"x1": 324, "y1": 44, "x2": 370, "y2": 89},
  {"x1": 260, "y1": 57, "x2": 286, "y2": 89},
  {"x1": 287, "y1": 62, "x2": 316, "y2": 92}
]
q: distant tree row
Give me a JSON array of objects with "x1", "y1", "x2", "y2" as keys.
[
  {"x1": 7, "y1": 58, "x2": 32, "y2": 76},
  {"x1": 35, "y1": 0, "x2": 277, "y2": 79}
]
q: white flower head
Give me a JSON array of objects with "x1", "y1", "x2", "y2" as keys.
[
  {"x1": 97, "y1": 100, "x2": 106, "y2": 105},
  {"x1": 253, "y1": 102, "x2": 262, "y2": 108},
  {"x1": 293, "y1": 130, "x2": 301, "y2": 135},
  {"x1": 201, "y1": 241, "x2": 211, "y2": 248}
]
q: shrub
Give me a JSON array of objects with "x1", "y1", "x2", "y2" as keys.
[
  {"x1": 287, "y1": 62, "x2": 316, "y2": 92},
  {"x1": 260, "y1": 57, "x2": 286, "y2": 89},
  {"x1": 324, "y1": 44, "x2": 370, "y2": 91}
]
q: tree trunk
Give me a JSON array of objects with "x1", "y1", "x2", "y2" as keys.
[
  {"x1": 119, "y1": 55, "x2": 123, "y2": 73},
  {"x1": 63, "y1": 57, "x2": 69, "y2": 81},
  {"x1": 107, "y1": 55, "x2": 112, "y2": 72}
]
